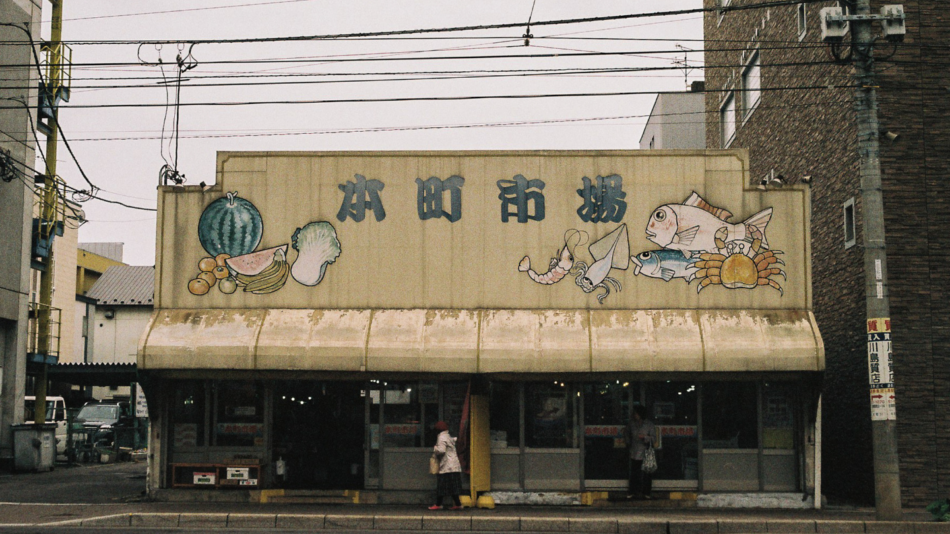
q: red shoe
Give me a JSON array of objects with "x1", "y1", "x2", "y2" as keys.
[{"x1": 428, "y1": 505, "x2": 442, "y2": 510}]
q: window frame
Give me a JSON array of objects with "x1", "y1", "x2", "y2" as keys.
[
  {"x1": 797, "y1": 3, "x2": 807, "y2": 41},
  {"x1": 741, "y1": 51, "x2": 762, "y2": 121},
  {"x1": 843, "y1": 197, "x2": 856, "y2": 249},
  {"x1": 719, "y1": 92, "x2": 737, "y2": 148}
]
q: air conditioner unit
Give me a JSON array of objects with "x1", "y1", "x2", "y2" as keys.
[
  {"x1": 880, "y1": 5, "x2": 906, "y2": 42},
  {"x1": 820, "y1": 7, "x2": 848, "y2": 43}
]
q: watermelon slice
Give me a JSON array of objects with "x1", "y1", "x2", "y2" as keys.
[{"x1": 225, "y1": 244, "x2": 288, "y2": 276}]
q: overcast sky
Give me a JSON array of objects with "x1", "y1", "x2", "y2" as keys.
[{"x1": 39, "y1": 0, "x2": 704, "y2": 265}]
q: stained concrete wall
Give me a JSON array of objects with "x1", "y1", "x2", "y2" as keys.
[{"x1": 154, "y1": 151, "x2": 811, "y2": 313}]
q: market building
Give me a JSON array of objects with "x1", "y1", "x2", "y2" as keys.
[{"x1": 139, "y1": 150, "x2": 824, "y2": 504}]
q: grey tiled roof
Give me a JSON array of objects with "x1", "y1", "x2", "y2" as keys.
[{"x1": 85, "y1": 265, "x2": 154, "y2": 306}]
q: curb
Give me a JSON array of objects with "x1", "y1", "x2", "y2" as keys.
[{"x1": 34, "y1": 513, "x2": 950, "y2": 533}]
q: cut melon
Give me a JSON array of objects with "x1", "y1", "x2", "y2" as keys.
[{"x1": 225, "y1": 244, "x2": 288, "y2": 276}]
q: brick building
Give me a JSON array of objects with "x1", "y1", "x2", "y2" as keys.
[{"x1": 703, "y1": 0, "x2": 949, "y2": 507}]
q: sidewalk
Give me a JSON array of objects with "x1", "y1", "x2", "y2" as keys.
[{"x1": 0, "y1": 462, "x2": 943, "y2": 532}]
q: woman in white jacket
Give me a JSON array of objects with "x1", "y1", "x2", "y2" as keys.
[{"x1": 429, "y1": 421, "x2": 463, "y2": 510}]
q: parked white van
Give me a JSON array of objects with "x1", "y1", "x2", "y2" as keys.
[{"x1": 24, "y1": 396, "x2": 67, "y2": 457}]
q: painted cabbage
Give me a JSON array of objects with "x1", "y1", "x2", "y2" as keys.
[{"x1": 291, "y1": 221, "x2": 341, "y2": 286}]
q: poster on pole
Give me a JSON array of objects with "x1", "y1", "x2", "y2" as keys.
[{"x1": 867, "y1": 317, "x2": 896, "y2": 421}]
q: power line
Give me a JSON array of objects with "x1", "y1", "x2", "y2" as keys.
[
  {"x1": 0, "y1": 83, "x2": 853, "y2": 112},
  {"x1": 2, "y1": 0, "x2": 831, "y2": 46},
  {"x1": 0, "y1": 44, "x2": 836, "y2": 69},
  {"x1": 50, "y1": 0, "x2": 314, "y2": 23},
  {"x1": 53, "y1": 100, "x2": 839, "y2": 143}
]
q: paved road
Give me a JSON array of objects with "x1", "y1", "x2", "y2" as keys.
[{"x1": 0, "y1": 461, "x2": 147, "y2": 504}]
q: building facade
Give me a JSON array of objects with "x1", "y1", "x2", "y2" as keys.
[
  {"x1": 703, "y1": 0, "x2": 947, "y2": 507},
  {"x1": 638, "y1": 83, "x2": 706, "y2": 150},
  {"x1": 139, "y1": 150, "x2": 823, "y2": 503},
  {"x1": 85, "y1": 265, "x2": 154, "y2": 400},
  {"x1": 0, "y1": 0, "x2": 42, "y2": 468}
]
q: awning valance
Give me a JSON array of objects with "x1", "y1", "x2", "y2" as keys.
[{"x1": 138, "y1": 309, "x2": 824, "y2": 374}]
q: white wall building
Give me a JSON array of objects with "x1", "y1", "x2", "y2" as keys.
[
  {"x1": 639, "y1": 83, "x2": 706, "y2": 150},
  {"x1": 84, "y1": 266, "x2": 153, "y2": 400}
]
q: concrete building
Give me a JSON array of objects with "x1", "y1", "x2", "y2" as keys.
[
  {"x1": 138, "y1": 150, "x2": 823, "y2": 504},
  {"x1": 638, "y1": 82, "x2": 706, "y2": 150},
  {"x1": 703, "y1": 0, "x2": 947, "y2": 507},
  {"x1": 84, "y1": 265, "x2": 154, "y2": 400},
  {"x1": 0, "y1": 0, "x2": 42, "y2": 468}
]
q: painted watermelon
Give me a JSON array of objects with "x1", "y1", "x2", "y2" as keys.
[
  {"x1": 198, "y1": 191, "x2": 263, "y2": 258},
  {"x1": 226, "y1": 244, "x2": 288, "y2": 276}
]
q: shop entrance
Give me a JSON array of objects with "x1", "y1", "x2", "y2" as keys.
[
  {"x1": 646, "y1": 381, "x2": 698, "y2": 491},
  {"x1": 272, "y1": 381, "x2": 364, "y2": 489}
]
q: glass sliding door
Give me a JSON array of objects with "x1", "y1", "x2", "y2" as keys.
[
  {"x1": 701, "y1": 382, "x2": 759, "y2": 491},
  {"x1": 583, "y1": 381, "x2": 636, "y2": 489},
  {"x1": 647, "y1": 381, "x2": 698, "y2": 490}
]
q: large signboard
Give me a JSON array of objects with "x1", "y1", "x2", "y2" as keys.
[{"x1": 156, "y1": 151, "x2": 810, "y2": 311}]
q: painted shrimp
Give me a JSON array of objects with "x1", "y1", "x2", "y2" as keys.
[{"x1": 519, "y1": 230, "x2": 587, "y2": 285}]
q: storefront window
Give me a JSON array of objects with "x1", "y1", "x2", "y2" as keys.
[
  {"x1": 648, "y1": 381, "x2": 698, "y2": 481},
  {"x1": 213, "y1": 381, "x2": 264, "y2": 447},
  {"x1": 172, "y1": 381, "x2": 205, "y2": 448},
  {"x1": 489, "y1": 382, "x2": 521, "y2": 448},
  {"x1": 380, "y1": 383, "x2": 421, "y2": 447},
  {"x1": 763, "y1": 382, "x2": 796, "y2": 449},
  {"x1": 526, "y1": 382, "x2": 576, "y2": 448},
  {"x1": 702, "y1": 382, "x2": 758, "y2": 449}
]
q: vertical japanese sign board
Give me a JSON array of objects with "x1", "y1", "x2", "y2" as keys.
[{"x1": 867, "y1": 317, "x2": 896, "y2": 421}]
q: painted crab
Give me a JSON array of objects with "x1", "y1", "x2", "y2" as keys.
[{"x1": 692, "y1": 239, "x2": 785, "y2": 295}]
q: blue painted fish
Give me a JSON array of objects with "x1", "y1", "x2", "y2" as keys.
[
  {"x1": 645, "y1": 192, "x2": 772, "y2": 258},
  {"x1": 630, "y1": 250, "x2": 700, "y2": 283}
]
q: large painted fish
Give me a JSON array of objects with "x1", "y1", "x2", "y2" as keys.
[
  {"x1": 630, "y1": 250, "x2": 700, "y2": 283},
  {"x1": 645, "y1": 192, "x2": 772, "y2": 258}
]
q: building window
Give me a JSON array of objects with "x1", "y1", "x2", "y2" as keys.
[
  {"x1": 844, "y1": 197, "x2": 856, "y2": 249},
  {"x1": 702, "y1": 382, "x2": 758, "y2": 449},
  {"x1": 171, "y1": 381, "x2": 206, "y2": 448},
  {"x1": 797, "y1": 3, "x2": 807, "y2": 40},
  {"x1": 526, "y1": 382, "x2": 576, "y2": 448},
  {"x1": 741, "y1": 52, "x2": 761, "y2": 119},
  {"x1": 213, "y1": 381, "x2": 264, "y2": 447},
  {"x1": 490, "y1": 382, "x2": 522, "y2": 448},
  {"x1": 720, "y1": 92, "x2": 736, "y2": 148}
]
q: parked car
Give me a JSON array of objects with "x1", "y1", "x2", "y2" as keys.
[{"x1": 75, "y1": 400, "x2": 131, "y2": 430}]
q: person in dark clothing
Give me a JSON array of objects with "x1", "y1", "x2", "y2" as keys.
[{"x1": 626, "y1": 405, "x2": 656, "y2": 499}]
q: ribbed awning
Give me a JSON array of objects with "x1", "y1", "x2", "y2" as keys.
[{"x1": 138, "y1": 309, "x2": 824, "y2": 373}]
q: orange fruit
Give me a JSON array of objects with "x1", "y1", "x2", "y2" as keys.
[
  {"x1": 198, "y1": 257, "x2": 217, "y2": 273},
  {"x1": 197, "y1": 271, "x2": 216, "y2": 288},
  {"x1": 188, "y1": 278, "x2": 210, "y2": 296},
  {"x1": 215, "y1": 253, "x2": 231, "y2": 267},
  {"x1": 212, "y1": 266, "x2": 229, "y2": 279}
]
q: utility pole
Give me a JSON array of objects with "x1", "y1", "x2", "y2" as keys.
[
  {"x1": 34, "y1": 0, "x2": 64, "y2": 426},
  {"x1": 821, "y1": 0, "x2": 905, "y2": 521}
]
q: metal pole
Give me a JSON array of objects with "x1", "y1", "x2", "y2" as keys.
[
  {"x1": 853, "y1": 0, "x2": 902, "y2": 520},
  {"x1": 34, "y1": 0, "x2": 64, "y2": 426}
]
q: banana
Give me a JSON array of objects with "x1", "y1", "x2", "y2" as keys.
[
  {"x1": 243, "y1": 265, "x2": 283, "y2": 292},
  {"x1": 249, "y1": 262, "x2": 290, "y2": 294}
]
